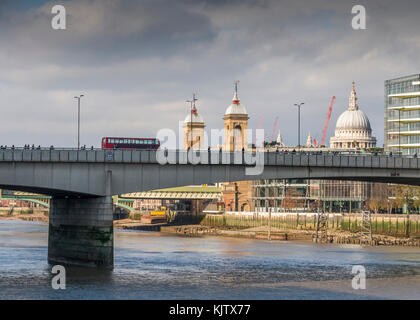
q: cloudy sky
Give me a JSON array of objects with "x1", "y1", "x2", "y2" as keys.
[{"x1": 1, "y1": 0, "x2": 419, "y2": 148}]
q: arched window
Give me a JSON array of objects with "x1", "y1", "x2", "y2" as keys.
[{"x1": 233, "y1": 125, "x2": 242, "y2": 150}]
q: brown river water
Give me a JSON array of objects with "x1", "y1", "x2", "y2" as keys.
[{"x1": 0, "y1": 219, "x2": 420, "y2": 299}]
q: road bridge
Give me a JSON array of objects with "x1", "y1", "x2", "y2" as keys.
[
  {"x1": 121, "y1": 186, "x2": 222, "y2": 200},
  {"x1": 0, "y1": 148, "x2": 419, "y2": 268}
]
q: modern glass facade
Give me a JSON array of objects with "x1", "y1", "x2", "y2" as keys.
[
  {"x1": 385, "y1": 74, "x2": 420, "y2": 155},
  {"x1": 252, "y1": 179, "x2": 370, "y2": 213}
]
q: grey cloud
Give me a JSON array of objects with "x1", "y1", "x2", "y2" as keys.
[
  {"x1": 1, "y1": 0, "x2": 216, "y2": 66},
  {"x1": 0, "y1": 0, "x2": 419, "y2": 148}
]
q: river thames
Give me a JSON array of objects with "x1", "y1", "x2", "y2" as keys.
[{"x1": 1, "y1": 219, "x2": 420, "y2": 300}]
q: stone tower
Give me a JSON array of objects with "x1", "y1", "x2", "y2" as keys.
[
  {"x1": 223, "y1": 81, "x2": 249, "y2": 151},
  {"x1": 183, "y1": 94, "x2": 205, "y2": 150},
  {"x1": 221, "y1": 81, "x2": 253, "y2": 212}
]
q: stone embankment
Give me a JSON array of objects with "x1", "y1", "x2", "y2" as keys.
[
  {"x1": 114, "y1": 219, "x2": 168, "y2": 231},
  {"x1": 160, "y1": 225, "x2": 313, "y2": 241},
  {"x1": 159, "y1": 224, "x2": 420, "y2": 247},
  {"x1": 327, "y1": 234, "x2": 420, "y2": 246},
  {"x1": 0, "y1": 210, "x2": 48, "y2": 223}
]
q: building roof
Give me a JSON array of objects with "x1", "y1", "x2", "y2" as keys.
[
  {"x1": 335, "y1": 82, "x2": 372, "y2": 131},
  {"x1": 184, "y1": 106, "x2": 204, "y2": 123},
  {"x1": 225, "y1": 82, "x2": 248, "y2": 115}
]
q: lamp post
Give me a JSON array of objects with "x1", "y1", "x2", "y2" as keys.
[
  {"x1": 294, "y1": 102, "x2": 304, "y2": 148},
  {"x1": 74, "y1": 95, "x2": 84, "y2": 150}
]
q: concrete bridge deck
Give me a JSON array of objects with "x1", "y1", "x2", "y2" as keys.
[
  {"x1": 0, "y1": 148, "x2": 418, "y2": 268},
  {"x1": 0, "y1": 148, "x2": 419, "y2": 197},
  {"x1": 0, "y1": 148, "x2": 417, "y2": 168}
]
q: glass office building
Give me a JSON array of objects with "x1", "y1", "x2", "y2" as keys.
[
  {"x1": 385, "y1": 74, "x2": 420, "y2": 155},
  {"x1": 252, "y1": 179, "x2": 370, "y2": 213}
]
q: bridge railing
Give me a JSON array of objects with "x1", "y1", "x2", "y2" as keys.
[
  {"x1": 0, "y1": 146, "x2": 410, "y2": 156},
  {"x1": 0, "y1": 148, "x2": 418, "y2": 170}
]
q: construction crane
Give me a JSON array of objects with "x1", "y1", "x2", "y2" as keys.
[
  {"x1": 270, "y1": 116, "x2": 279, "y2": 142},
  {"x1": 257, "y1": 114, "x2": 264, "y2": 129},
  {"x1": 257, "y1": 114, "x2": 265, "y2": 147},
  {"x1": 320, "y1": 96, "x2": 336, "y2": 146}
]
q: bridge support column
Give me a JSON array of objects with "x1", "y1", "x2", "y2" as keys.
[
  {"x1": 48, "y1": 170, "x2": 114, "y2": 268},
  {"x1": 48, "y1": 195, "x2": 114, "y2": 268}
]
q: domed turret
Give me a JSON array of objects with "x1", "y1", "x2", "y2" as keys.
[
  {"x1": 334, "y1": 82, "x2": 371, "y2": 131},
  {"x1": 183, "y1": 93, "x2": 205, "y2": 150},
  {"x1": 224, "y1": 81, "x2": 248, "y2": 116},
  {"x1": 184, "y1": 106, "x2": 204, "y2": 124},
  {"x1": 335, "y1": 109, "x2": 371, "y2": 131},
  {"x1": 330, "y1": 82, "x2": 376, "y2": 149},
  {"x1": 223, "y1": 81, "x2": 249, "y2": 151}
]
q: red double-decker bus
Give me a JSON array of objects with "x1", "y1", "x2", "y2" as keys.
[{"x1": 101, "y1": 137, "x2": 160, "y2": 150}]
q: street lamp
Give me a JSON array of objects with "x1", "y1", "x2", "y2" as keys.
[
  {"x1": 294, "y1": 102, "x2": 304, "y2": 148},
  {"x1": 74, "y1": 95, "x2": 84, "y2": 149}
]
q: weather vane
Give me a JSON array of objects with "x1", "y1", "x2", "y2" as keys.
[{"x1": 234, "y1": 80, "x2": 240, "y2": 93}]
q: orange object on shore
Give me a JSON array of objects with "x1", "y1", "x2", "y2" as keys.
[{"x1": 141, "y1": 214, "x2": 166, "y2": 224}]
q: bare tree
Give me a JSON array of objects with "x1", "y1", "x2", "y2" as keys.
[
  {"x1": 367, "y1": 183, "x2": 388, "y2": 214},
  {"x1": 282, "y1": 187, "x2": 304, "y2": 212}
]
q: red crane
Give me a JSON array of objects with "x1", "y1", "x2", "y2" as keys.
[
  {"x1": 257, "y1": 114, "x2": 265, "y2": 146},
  {"x1": 320, "y1": 96, "x2": 335, "y2": 146},
  {"x1": 270, "y1": 116, "x2": 279, "y2": 142},
  {"x1": 257, "y1": 114, "x2": 264, "y2": 128}
]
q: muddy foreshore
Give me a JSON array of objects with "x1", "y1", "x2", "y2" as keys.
[
  {"x1": 0, "y1": 213, "x2": 48, "y2": 223},
  {"x1": 3, "y1": 214, "x2": 420, "y2": 247},
  {"x1": 118, "y1": 221, "x2": 420, "y2": 247}
]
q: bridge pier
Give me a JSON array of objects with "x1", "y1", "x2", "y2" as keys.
[{"x1": 48, "y1": 195, "x2": 114, "y2": 268}]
